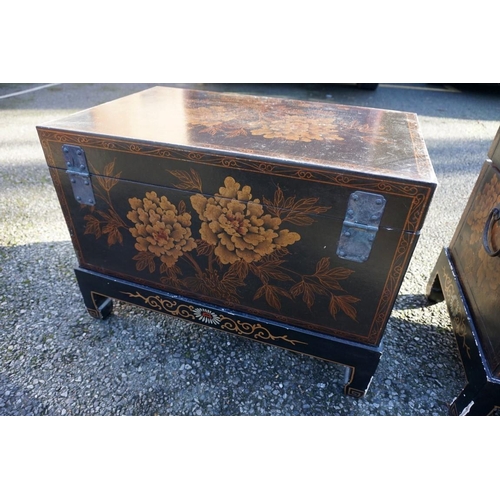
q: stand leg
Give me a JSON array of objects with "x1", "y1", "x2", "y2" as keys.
[
  {"x1": 74, "y1": 268, "x2": 113, "y2": 319},
  {"x1": 450, "y1": 382, "x2": 500, "y2": 416},
  {"x1": 343, "y1": 356, "x2": 380, "y2": 398}
]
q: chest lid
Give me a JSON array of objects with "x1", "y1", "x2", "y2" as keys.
[{"x1": 37, "y1": 86, "x2": 436, "y2": 184}]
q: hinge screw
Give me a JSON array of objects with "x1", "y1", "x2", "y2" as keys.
[
  {"x1": 352, "y1": 194, "x2": 359, "y2": 201},
  {"x1": 371, "y1": 215, "x2": 379, "y2": 221},
  {"x1": 63, "y1": 147, "x2": 69, "y2": 153},
  {"x1": 347, "y1": 209, "x2": 354, "y2": 216},
  {"x1": 77, "y1": 150, "x2": 82, "y2": 156},
  {"x1": 66, "y1": 162, "x2": 71, "y2": 167},
  {"x1": 84, "y1": 180, "x2": 89, "y2": 185},
  {"x1": 338, "y1": 251, "x2": 346, "y2": 257},
  {"x1": 344, "y1": 231, "x2": 351, "y2": 237},
  {"x1": 76, "y1": 196, "x2": 81, "y2": 202}
]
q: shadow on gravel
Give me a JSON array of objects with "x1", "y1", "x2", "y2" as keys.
[
  {"x1": 0, "y1": 240, "x2": 466, "y2": 415},
  {"x1": 392, "y1": 294, "x2": 432, "y2": 310},
  {"x1": 0, "y1": 373, "x2": 51, "y2": 416}
]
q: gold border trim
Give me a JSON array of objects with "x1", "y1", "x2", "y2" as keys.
[
  {"x1": 39, "y1": 130, "x2": 434, "y2": 234},
  {"x1": 121, "y1": 290, "x2": 308, "y2": 347}
]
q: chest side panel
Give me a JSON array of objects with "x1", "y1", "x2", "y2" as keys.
[{"x1": 449, "y1": 161, "x2": 500, "y2": 375}]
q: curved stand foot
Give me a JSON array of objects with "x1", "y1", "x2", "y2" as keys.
[
  {"x1": 428, "y1": 248, "x2": 500, "y2": 415},
  {"x1": 450, "y1": 383, "x2": 500, "y2": 416},
  {"x1": 88, "y1": 295, "x2": 113, "y2": 320},
  {"x1": 343, "y1": 361, "x2": 378, "y2": 398},
  {"x1": 74, "y1": 268, "x2": 113, "y2": 320}
]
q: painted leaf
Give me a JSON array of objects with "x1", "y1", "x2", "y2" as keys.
[
  {"x1": 230, "y1": 260, "x2": 249, "y2": 281},
  {"x1": 226, "y1": 128, "x2": 248, "y2": 137},
  {"x1": 103, "y1": 159, "x2": 116, "y2": 177},
  {"x1": 178, "y1": 200, "x2": 187, "y2": 215},
  {"x1": 84, "y1": 215, "x2": 101, "y2": 239},
  {"x1": 329, "y1": 294, "x2": 360, "y2": 320},
  {"x1": 302, "y1": 283, "x2": 316, "y2": 309},
  {"x1": 254, "y1": 284, "x2": 291, "y2": 310},
  {"x1": 315, "y1": 257, "x2": 331, "y2": 274},
  {"x1": 290, "y1": 281, "x2": 304, "y2": 298},
  {"x1": 169, "y1": 168, "x2": 203, "y2": 192},
  {"x1": 265, "y1": 286, "x2": 282, "y2": 311},
  {"x1": 99, "y1": 209, "x2": 125, "y2": 228},
  {"x1": 105, "y1": 226, "x2": 123, "y2": 246},
  {"x1": 133, "y1": 252, "x2": 156, "y2": 273},
  {"x1": 182, "y1": 277, "x2": 203, "y2": 292},
  {"x1": 325, "y1": 268, "x2": 355, "y2": 280},
  {"x1": 329, "y1": 295, "x2": 340, "y2": 318},
  {"x1": 221, "y1": 266, "x2": 245, "y2": 291},
  {"x1": 277, "y1": 197, "x2": 331, "y2": 226},
  {"x1": 281, "y1": 213, "x2": 316, "y2": 226},
  {"x1": 254, "y1": 285, "x2": 266, "y2": 300},
  {"x1": 314, "y1": 258, "x2": 354, "y2": 290},
  {"x1": 196, "y1": 239, "x2": 214, "y2": 257},
  {"x1": 160, "y1": 263, "x2": 182, "y2": 276},
  {"x1": 95, "y1": 160, "x2": 121, "y2": 191},
  {"x1": 274, "y1": 186, "x2": 285, "y2": 208},
  {"x1": 252, "y1": 259, "x2": 292, "y2": 283}
]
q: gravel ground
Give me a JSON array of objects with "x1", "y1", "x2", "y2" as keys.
[{"x1": 1, "y1": 82, "x2": 499, "y2": 416}]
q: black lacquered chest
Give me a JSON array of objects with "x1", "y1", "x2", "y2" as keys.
[{"x1": 37, "y1": 86, "x2": 436, "y2": 396}]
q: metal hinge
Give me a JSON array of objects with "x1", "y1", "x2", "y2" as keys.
[
  {"x1": 62, "y1": 144, "x2": 95, "y2": 206},
  {"x1": 336, "y1": 191, "x2": 386, "y2": 263}
]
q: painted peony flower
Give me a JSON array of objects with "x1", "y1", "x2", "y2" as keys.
[
  {"x1": 127, "y1": 191, "x2": 196, "y2": 267},
  {"x1": 190, "y1": 177, "x2": 300, "y2": 264}
]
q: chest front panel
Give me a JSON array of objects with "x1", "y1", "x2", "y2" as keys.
[{"x1": 42, "y1": 139, "x2": 431, "y2": 347}]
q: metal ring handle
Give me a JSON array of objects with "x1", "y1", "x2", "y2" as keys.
[{"x1": 483, "y1": 205, "x2": 500, "y2": 257}]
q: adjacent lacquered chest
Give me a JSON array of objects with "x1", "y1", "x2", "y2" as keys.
[
  {"x1": 37, "y1": 86, "x2": 436, "y2": 396},
  {"x1": 428, "y1": 126, "x2": 500, "y2": 414}
]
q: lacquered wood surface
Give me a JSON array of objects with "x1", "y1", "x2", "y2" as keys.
[{"x1": 37, "y1": 86, "x2": 436, "y2": 185}]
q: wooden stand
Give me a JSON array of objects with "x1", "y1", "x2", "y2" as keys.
[{"x1": 75, "y1": 266, "x2": 382, "y2": 398}]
